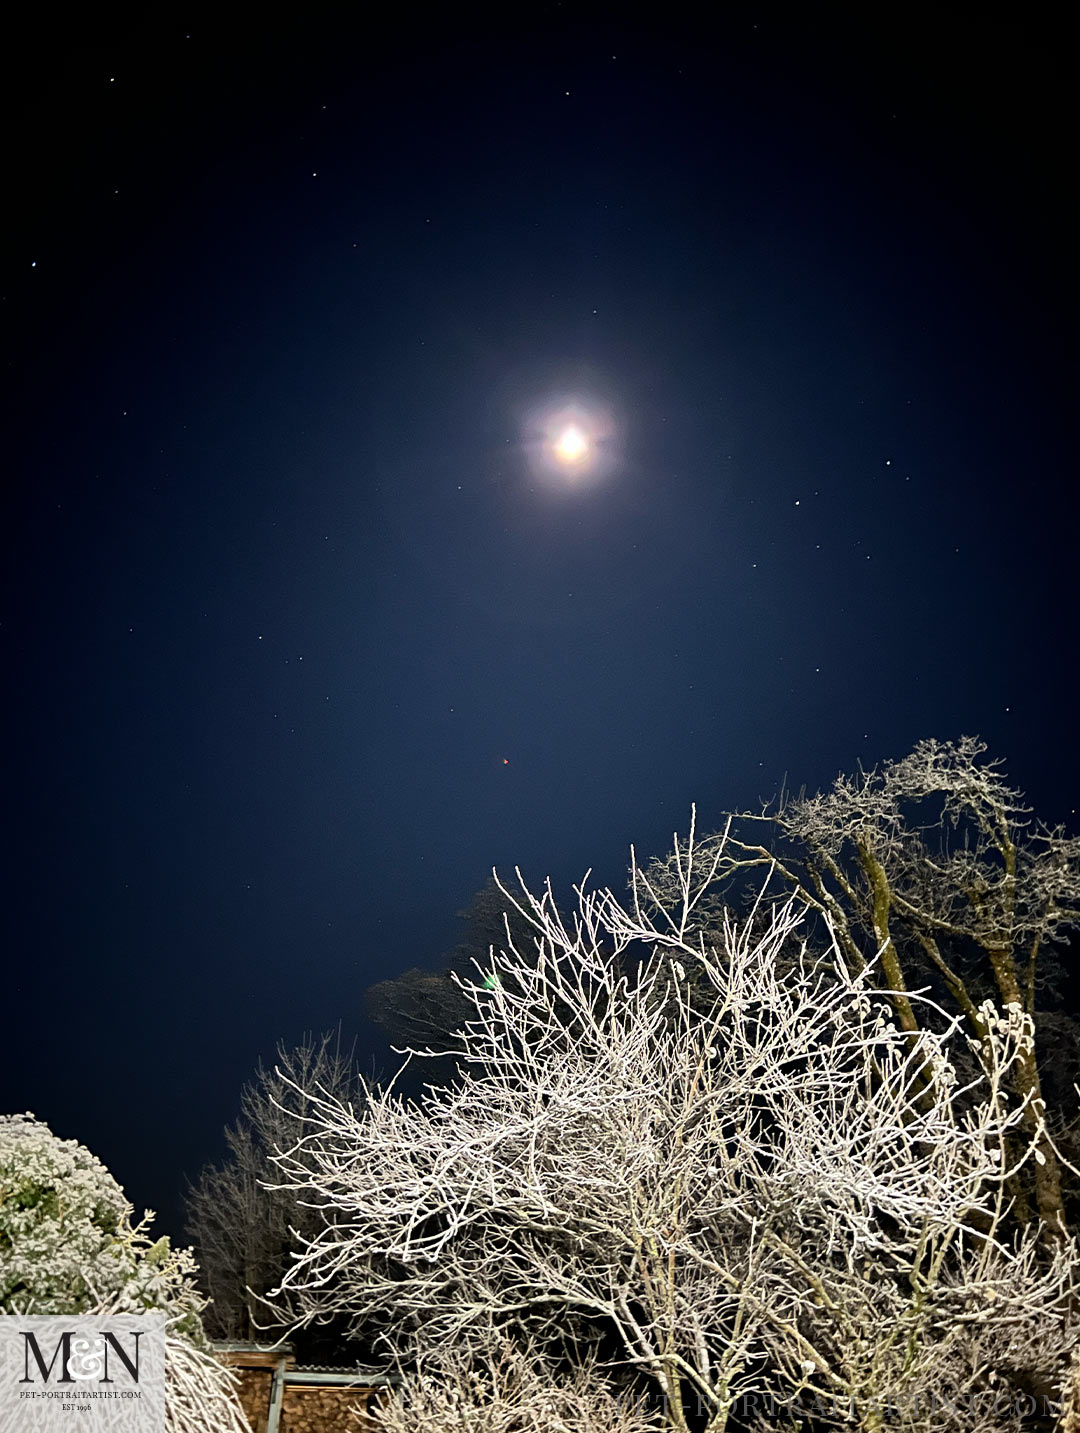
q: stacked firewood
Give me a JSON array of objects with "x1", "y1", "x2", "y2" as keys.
[{"x1": 279, "y1": 1385, "x2": 379, "y2": 1431}]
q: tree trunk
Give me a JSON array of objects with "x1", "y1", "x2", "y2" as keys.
[{"x1": 988, "y1": 944, "x2": 1066, "y2": 1236}]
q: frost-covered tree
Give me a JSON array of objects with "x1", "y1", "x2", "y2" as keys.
[
  {"x1": 0, "y1": 1113, "x2": 249, "y2": 1433},
  {"x1": 639, "y1": 739, "x2": 1080, "y2": 1235},
  {"x1": 265, "y1": 823, "x2": 1076, "y2": 1433},
  {"x1": 185, "y1": 1029, "x2": 360, "y2": 1339},
  {"x1": 370, "y1": 1341, "x2": 660, "y2": 1433}
]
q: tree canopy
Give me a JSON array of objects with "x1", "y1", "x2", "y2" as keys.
[
  {"x1": 638, "y1": 738, "x2": 1080, "y2": 1233},
  {"x1": 267, "y1": 819, "x2": 1076, "y2": 1432}
]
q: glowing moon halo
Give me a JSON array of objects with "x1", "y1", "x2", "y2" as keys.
[
  {"x1": 553, "y1": 425, "x2": 589, "y2": 465},
  {"x1": 519, "y1": 391, "x2": 617, "y2": 489}
]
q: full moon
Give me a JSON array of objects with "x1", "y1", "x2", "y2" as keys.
[
  {"x1": 518, "y1": 389, "x2": 618, "y2": 489},
  {"x1": 554, "y1": 425, "x2": 588, "y2": 465}
]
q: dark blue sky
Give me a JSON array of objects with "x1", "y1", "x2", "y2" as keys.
[{"x1": 3, "y1": 9, "x2": 1075, "y2": 1234}]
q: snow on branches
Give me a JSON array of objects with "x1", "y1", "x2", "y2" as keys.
[{"x1": 264, "y1": 819, "x2": 1077, "y2": 1432}]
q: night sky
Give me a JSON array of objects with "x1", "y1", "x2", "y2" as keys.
[{"x1": 4, "y1": 10, "x2": 1076, "y2": 1238}]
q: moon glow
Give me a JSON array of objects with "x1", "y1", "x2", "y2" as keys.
[
  {"x1": 554, "y1": 425, "x2": 589, "y2": 465},
  {"x1": 520, "y1": 393, "x2": 618, "y2": 489}
]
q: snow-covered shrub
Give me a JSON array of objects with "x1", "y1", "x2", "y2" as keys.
[{"x1": 0, "y1": 1113, "x2": 249, "y2": 1433}]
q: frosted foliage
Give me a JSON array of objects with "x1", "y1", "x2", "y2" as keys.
[
  {"x1": 0, "y1": 1114, "x2": 250, "y2": 1433},
  {"x1": 0, "y1": 1113, "x2": 132, "y2": 1314}
]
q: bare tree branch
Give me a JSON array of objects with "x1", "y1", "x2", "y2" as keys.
[{"x1": 262, "y1": 820, "x2": 1076, "y2": 1432}]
